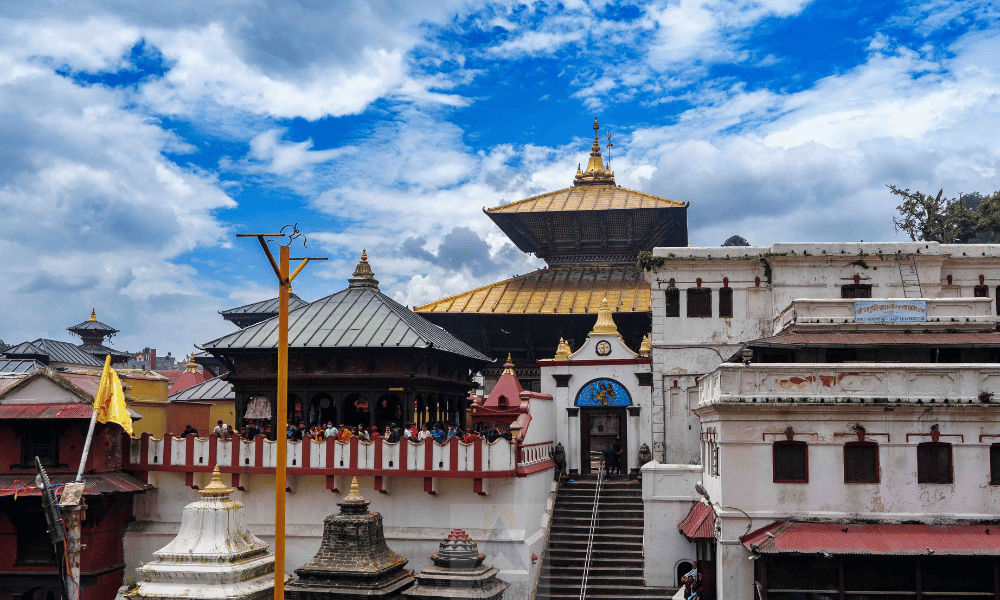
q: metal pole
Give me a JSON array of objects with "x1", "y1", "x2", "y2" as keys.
[
  {"x1": 75, "y1": 411, "x2": 98, "y2": 482},
  {"x1": 275, "y1": 244, "x2": 289, "y2": 600}
]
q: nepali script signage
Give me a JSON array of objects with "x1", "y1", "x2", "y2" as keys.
[{"x1": 855, "y1": 300, "x2": 927, "y2": 323}]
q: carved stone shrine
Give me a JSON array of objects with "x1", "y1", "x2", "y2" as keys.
[{"x1": 402, "y1": 529, "x2": 509, "y2": 600}]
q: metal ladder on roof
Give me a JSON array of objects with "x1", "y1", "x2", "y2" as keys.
[{"x1": 897, "y1": 254, "x2": 923, "y2": 298}]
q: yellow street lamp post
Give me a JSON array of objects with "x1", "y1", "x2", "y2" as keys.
[{"x1": 237, "y1": 228, "x2": 325, "y2": 600}]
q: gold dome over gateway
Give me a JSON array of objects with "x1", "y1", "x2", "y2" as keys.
[{"x1": 590, "y1": 297, "x2": 621, "y2": 337}]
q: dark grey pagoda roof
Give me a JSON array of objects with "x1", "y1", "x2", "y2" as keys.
[
  {"x1": 3, "y1": 339, "x2": 103, "y2": 367},
  {"x1": 203, "y1": 252, "x2": 491, "y2": 363},
  {"x1": 0, "y1": 359, "x2": 45, "y2": 374},
  {"x1": 219, "y1": 294, "x2": 309, "y2": 328},
  {"x1": 79, "y1": 344, "x2": 131, "y2": 358},
  {"x1": 67, "y1": 310, "x2": 119, "y2": 336},
  {"x1": 168, "y1": 376, "x2": 234, "y2": 402}
]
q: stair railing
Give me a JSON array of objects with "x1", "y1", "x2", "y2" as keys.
[{"x1": 578, "y1": 463, "x2": 604, "y2": 600}]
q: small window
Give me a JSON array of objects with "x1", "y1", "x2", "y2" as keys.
[
  {"x1": 827, "y1": 348, "x2": 857, "y2": 363},
  {"x1": 844, "y1": 442, "x2": 879, "y2": 483},
  {"x1": 665, "y1": 287, "x2": 680, "y2": 318},
  {"x1": 990, "y1": 445, "x2": 1000, "y2": 485},
  {"x1": 842, "y1": 284, "x2": 872, "y2": 298},
  {"x1": 719, "y1": 287, "x2": 734, "y2": 318},
  {"x1": 21, "y1": 426, "x2": 59, "y2": 467},
  {"x1": 917, "y1": 442, "x2": 953, "y2": 484},
  {"x1": 975, "y1": 285, "x2": 989, "y2": 298},
  {"x1": 773, "y1": 441, "x2": 808, "y2": 483},
  {"x1": 497, "y1": 395, "x2": 507, "y2": 407},
  {"x1": 687, "y1": 289, "x2": 712, "y2": 318}
]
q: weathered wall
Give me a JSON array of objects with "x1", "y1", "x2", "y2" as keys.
[
  {"x1": 640, "y1": 462, "x2": 701, "y2": 588},
  {"x1": 125, "y1": 469, "x2": 555, "y2": 600}
]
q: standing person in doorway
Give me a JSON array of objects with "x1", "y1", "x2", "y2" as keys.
[
  {"x1": 602, "y1": 442, "x2": 617, "y2": 476},
  {"x1": 614, "y1": 438, "x2": 625, "y2": 475}
]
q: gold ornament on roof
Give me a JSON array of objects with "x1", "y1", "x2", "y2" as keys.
[
  {"x1": 574, "y1": 119, "x2": 616, "y2": 187},
  {"x1": 184, "y1": 354, "x2": 199, "y2": 373},
  {"x1": 502, "y1": 354, "x2": 515, "y2": 375},
  {"x1": 639, "y1": 334, "x2": 652, "y2": 357},
  {"x1": 343, "y1": 476, "x2": 365, "y2": 503},
  {"x1": 590, "y1": 297, "x2": 621, "y2": 337},
  {"x1": 90, "y1": 309, "x2": 97, "y2": 322},
  {"x1": 199, "y1": 466, "x2": 234, "y2": 498},
  {"x1": 348, "y1": 248, "x2": 380, "y2": 289},
  {"x1": 554, "y1": 338, "x2": 571, "y2": 360}
]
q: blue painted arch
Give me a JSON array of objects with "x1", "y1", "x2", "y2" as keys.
[{"x1": 575, "y1": 378, "x2": 631, "y2": 407}]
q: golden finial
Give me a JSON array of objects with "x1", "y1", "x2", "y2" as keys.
[
  {"x1": 590, "y1": 297, "x2": 621, "y2": 337},
  {"x1": 184, "y1": 354, "x2": 199, "y2": 373},
  {"x1": 90, "y1": 309, "x2": 97, "y2": 322},
  {"x1": 349, "y1": 249, "x2": 379, "y2": 289},
  {"x1": 639, "y1": 334, "x2": 652, "y2": 356},
  {"x1": 554, "y1": 338, "x2": 571, "y2": 360},
  {"x1": 343, "y1": 476, "x2": 365, "y2": 502},
  {"x1": 198, "y1": 466, "x2": 234, "y2": 498},
  {"x1": 502, "y1": 354, "x2": 515, "y2": 375},
  {"x1": 574, "y1": 119, "x2": 615, "y2": 187}
]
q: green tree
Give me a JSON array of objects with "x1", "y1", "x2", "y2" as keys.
[{"x1": 890, "y1": 185, "x2": 1000, "y2": 243}]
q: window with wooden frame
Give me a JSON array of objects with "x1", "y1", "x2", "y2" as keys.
[
  {"x1": 975, "y1": 285, "x2": 989, "y2": 298},
  {"x1": 917, "y1": 442, "x2": 953, "y2": 484},
  {"x1": 20, "y1": 425, "x2": 59, "y2": 468},
  {"x1": 665, "y1": 286, "x2": 680, "y2": 317},
  {"x1": 844, "y1": 442, "x2": 879, "y2": 483},
  {"x1": 841, "y1": 284, "x2": 872, "y2": 298},
  {"x1": 719, "y1": 287, "x2": 734, "y2": 318},
  {"x1": 687, "y1": 288, "x2": 712, "y2": 318},
  {"x1": 990, "y1": 444, "x2": 1000, "y2": 485},
  {"x1": 773, "y1": 441, "x2": 808, "y2": 483}
]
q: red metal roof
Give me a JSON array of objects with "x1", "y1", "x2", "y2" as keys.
[
  {"x1": 742, "y1": 521, "x2": 1000, "y2": 555},
  {"x1": 0, "y1": 403, "x2": 93, "y2": 419},
  {"x1": 168, "y1": 369, "x2": 212, "y2": 395},
  {"x1": 0, "y1": 473, "x2": 152, "y2": 497},
  {"x1": 750, "y1": 331, "x2": 1000, "y2": 348},
  {"x1": 679, "y1": 500, "x2": 716, "y2": 539}
]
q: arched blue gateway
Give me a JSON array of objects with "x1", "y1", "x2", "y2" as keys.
[{"x1": 575, "y1": 378, "x2": 632, "y2": 407}]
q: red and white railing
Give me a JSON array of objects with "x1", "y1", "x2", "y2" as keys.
[{"x1": 127, "y1": 433, "x2": 554, "y2": 495}]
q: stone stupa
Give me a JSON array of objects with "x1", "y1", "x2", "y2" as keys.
[
  {"x1": 403, "y1": 529, "x2": 509, "y2": 600},
  {"x1": 284, "y1": 477, "x2": 415, "y2": 599},
  {"x1": 119, "y1": 466, "x2": 280, "y2": 600}
]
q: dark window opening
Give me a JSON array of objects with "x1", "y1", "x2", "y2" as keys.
[
  {"x1": 761, "y1": 352, "x2": 792, "y2": 363},
  {"x1": 917, "y1": 442, "x2": 953, "y2": 484},
  {"x1": 991, "y1": 444, "x2": 1000, "y2": 485},
  {"x1": 826, "y1": 348, "x2": 858, "y2": 363},
  {"x1": 975, "y1": 285, "x2": 989, "y2": 298},
  {"x1": 687, "y1": 289, "x2": 712, "y2": 318},
  {"x1": 21, "y1": 425, "x2": 59, "y2": 468},
  {"x1": 841, "y1": 284, "x2": 872, "y2": 298},
  {"x1": 6, "y1": 502, "x2": 57, "y2": 566},
  {"x1": 936, "y1": 347, "x2": 962, "y2": 363},
  {"x1": 773, "y1": 441, "x2": 808, "y2": 483},
  {"x1": 719, "y1": 287, "x2": 734, "y2": 318},
  {"x1": 497, "y1": 395, "x2": 507, "y2": 407},
  {"x1": 665, "y1": 287, "x2": 680, "y2": 318},
  {"x1": 844, "y1": 442, "x2": 879, "y2": 483}
]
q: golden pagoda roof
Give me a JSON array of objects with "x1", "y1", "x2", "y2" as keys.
[
  {"x1": 486, "y1": 185, "x2": 685, "y2": 214},
  {"x1": 413, "y1": 266, "x2": 651, "y2": 315}
]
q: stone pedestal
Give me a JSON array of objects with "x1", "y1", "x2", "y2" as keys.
[
  {"x1": 403, "y1": 529, "x2": 509, "y2": 600},
  {"x1": 285, "y1": 478, "x2": 414, "y2": 600},
  {"x1": 119, "y1": 467, "x2": 279, "y2": 600}
]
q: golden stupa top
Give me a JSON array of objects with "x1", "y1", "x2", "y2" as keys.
[
  {"x1": 90, "y1": 309, "x2": 97, "y2": 322},
  {"x1": 554, "y1": 338, "x2": 572, "y2": 360},
  {"x1": 502, "y1": 354, "x2": 515, "y2": 375},
  {"x1": 348, "y1": 248, "x2": 380, "y2": 289},
  {"x1": 413, "y1": 266, "x2": 651, "y2": 315},
  {"x1": 343, "y1": 476, "x2": 366, "y2": 503},
  {"x1": 639, "y1": 334, "x2": 652, "y2": 356},
  {"x1": 574, "y1": 118, "x2": 615, "y2": 187},
  {"x1": 589, "y1": 297, "x2": 621, "y2": 337},
  {"x1": 199, "y1": 466, "x2": 234, "y2": 498},
  {"x1": 184, "y1": 354, "x2": 199, "y2": 373}
]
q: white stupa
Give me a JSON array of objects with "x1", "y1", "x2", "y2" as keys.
[{"x1": 119, "y1": 466, "x2": 281, "y2": 600}]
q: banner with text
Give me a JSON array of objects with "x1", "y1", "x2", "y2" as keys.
[{"x1": 854, "y1": 300, "x2": 927, "y2": 323}]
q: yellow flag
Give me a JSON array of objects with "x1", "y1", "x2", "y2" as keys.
[{"x1": 93, "y1": 355, "x2": 132, "y2": 436}]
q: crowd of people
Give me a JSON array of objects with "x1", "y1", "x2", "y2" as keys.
[{"x1": 182, "y1": 419, "x2": 516, "y2": 445}]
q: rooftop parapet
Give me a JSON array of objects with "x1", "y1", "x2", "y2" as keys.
[{"x1": 772, "y1": 297, "x2": 997, "y2": 335}]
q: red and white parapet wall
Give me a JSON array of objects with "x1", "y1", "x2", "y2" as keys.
[{"x1": 128, "y1": 433, "x2": 554, "y2": 496}]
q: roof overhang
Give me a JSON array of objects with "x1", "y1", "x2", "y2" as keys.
[
  {"x1": 679, "y1": 500, "x2": 717, "y2": 540},
  {"x1": 742, "y1": 521, "x2": 1000, "y2": 556}
]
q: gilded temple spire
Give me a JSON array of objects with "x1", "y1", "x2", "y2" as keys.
[
  {"x1": 573, "y1": 119, "x2": 616, "y2": 187},
  {"x1": 589, "y1": 297, "x2": 621, "y2": 337},
  {"x1": 348, "y1": 248, "x2": 380, "y2": 289}
]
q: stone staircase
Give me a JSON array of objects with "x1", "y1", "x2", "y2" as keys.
[{"x1": 535, "y1": 476, "x2": 675, "y2": 600}]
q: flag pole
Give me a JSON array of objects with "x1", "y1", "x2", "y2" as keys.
[{"x1": 75, "y1": 411, "x2": 99, "y2": 482}]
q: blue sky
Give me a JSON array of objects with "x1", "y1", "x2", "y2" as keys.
[{"x1": 1, "y1": 0, "x2": 999, "y2": 357}]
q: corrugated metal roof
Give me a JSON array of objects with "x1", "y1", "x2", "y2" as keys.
[
  {"x1": 8, "y1": 339, "x2": 104, "y2": 366},
  {"x1": 0, "y1": 359, "x2": 44, "y2": 374},
  {"x1": 220, "y1": 294, "x2": 307, "y2": 315},
  {"x1": 486, "y1": 186, "x2": 685, "y2": 213},
  {"x1": 678, "y1": 501, "x2": 717, "y2": 539},
  {"x1": 414, "y1": 266, "x2": 652, "y2": 315},
  {"x1": 742, "y1": 521, "x2": 1000, "y2": 556},
  {"x1": 66, "y1": 319, "x2": 118, "y2": 334},
  {"x1": 0, "y1": 403, "x2": 93, "y2": 419},
  {"x1": 0, "y1": 473, "x2": 151, "y2": 497},
  {"x1": 204, "y1": 287, "x2": 490, "y2": 362},
  {"x1": 750, "y1": 331, "x2": 1000, "y2": 348},
  {"x1": 168, "y1": 376, "x2": 234, "y2": 402},
  {"x1": 3, "y1": 341, "x2": 46, "y2": 356}
]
